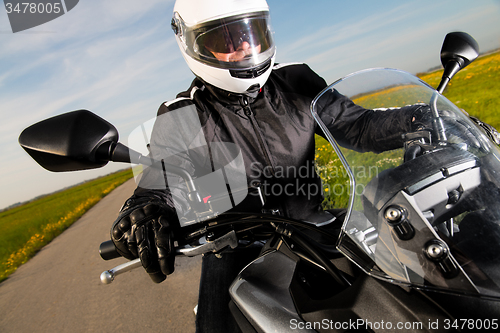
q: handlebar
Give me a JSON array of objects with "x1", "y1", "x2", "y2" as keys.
[{"x1": 99, "y1": 240, "x2": 121, "y2": 260}]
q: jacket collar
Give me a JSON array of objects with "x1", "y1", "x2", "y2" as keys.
[{"x1": 201, "y1": 79, "x2": 259, "y2": 106}]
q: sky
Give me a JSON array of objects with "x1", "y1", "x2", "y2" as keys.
[{"x1": 1, "y1": 0, "x2": 499, "y2": 209}]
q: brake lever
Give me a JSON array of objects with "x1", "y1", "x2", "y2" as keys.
[
  {"x1": 100, "y1": 230, "x2": 238, "y2": 284},
  {"x1": 100, "y1": 259, "x2": 142, "y2": 284}
]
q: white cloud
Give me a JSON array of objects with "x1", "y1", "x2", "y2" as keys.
[
  {"x1": 0, "y1": 0, "x2": 181, "y2": 208},
  {"x1": 278, "y1": 1, "x2": 500, "y2": 82}
]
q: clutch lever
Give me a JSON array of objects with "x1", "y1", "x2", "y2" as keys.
[{"x1": 100, "y1": 230, "x2": 238, "y2": 284}]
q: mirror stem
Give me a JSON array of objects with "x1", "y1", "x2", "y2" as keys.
[
  {"x1": 437, "y1": 59, "x2": 463, "y2": 94},
  {"x1": 436, "y1": 77, "x2": 450, "y2": 95},
  {"x1": 97, "y1": 141, "x2": 207, "y2": 211},
  {"x1": 106, "y1": 142, "x2": 202, "y2": 202},
  {"x1": 430, "y1": 92, "x2": 447, "y2": 142}
]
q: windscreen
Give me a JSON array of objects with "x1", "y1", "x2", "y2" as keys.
[{"x1": 311, "y1": 68, "x2": 500, "y2": 299}]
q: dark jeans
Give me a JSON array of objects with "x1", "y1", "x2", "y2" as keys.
[{"x1": 195, "y1": 247, "x2": 261, "y2": 333}]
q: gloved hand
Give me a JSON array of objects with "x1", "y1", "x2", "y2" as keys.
[
  {"x1": 111, "y1": 200, "x2": 176, "y2": 283},
  {"x1": 409, "y1": 104, "x2": 483, "y2": 147},
  {"x1": 409, "y1": 104, "x2": 454, "y2": 132}
]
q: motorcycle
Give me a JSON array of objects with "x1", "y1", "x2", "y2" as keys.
[{"x1": 19, "y1": 32, "x2": 500, "y2": 332}]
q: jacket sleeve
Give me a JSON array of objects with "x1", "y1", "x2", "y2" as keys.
[
  {"x1": 316, "y1": 89, "x2": 418, "y2": 153},
  {"x1": 274, "y1": 63, "x2": 417, "y2": 153},
  {"x1": 126, "y1": 100, "x2": 205, "y2": 221}
]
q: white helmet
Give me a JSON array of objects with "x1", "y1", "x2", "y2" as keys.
[{"x1": 171, "y1": 0, "x2": 276, "y2": 94}]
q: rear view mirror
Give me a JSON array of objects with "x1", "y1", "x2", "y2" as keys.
[
  {"x1": 437, "y1": 32, "x2": 479, "y2": 93},
  {"x1": 441, "y1": 31, "x2": 479, "y2": 70},
  {"x1": 19, "y1": 110, "x2": 119, "y2": 172}
]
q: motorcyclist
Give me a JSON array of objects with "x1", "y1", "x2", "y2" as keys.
[{"x1": 110, "y1": 0, "x2": 430, "y2": 331}]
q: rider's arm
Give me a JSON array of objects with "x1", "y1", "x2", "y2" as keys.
[{"x1": 315, "y1": 89, "x2": 421, "y2": 153}]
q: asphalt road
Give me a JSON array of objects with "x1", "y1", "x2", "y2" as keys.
[{"x1": 0, "y1": 179, "x2": 202, "y2": 332}]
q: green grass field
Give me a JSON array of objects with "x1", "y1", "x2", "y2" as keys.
[
  {"x1": 316, "y1": 50, "x2": 500, "y2": 210},
  {"x1": 0, "y1": 169, "x2": 133, "y2": 282}
]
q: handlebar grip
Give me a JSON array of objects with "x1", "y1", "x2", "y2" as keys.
[{"x1": 99, "y1": 240, "x2": 122, "y2": 260}]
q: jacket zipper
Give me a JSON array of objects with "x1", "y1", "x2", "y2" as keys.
[{"x1": 240, "y1": 97, "x2": 276, "y2": 177}]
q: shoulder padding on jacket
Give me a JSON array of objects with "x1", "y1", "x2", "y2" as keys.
[
  {"x1": 270, "y1": 62, "x2": 327, "y2": 98},
  {"x1": 158, "y1": 85, "x2": 204, "y2": 116},
  {"x1": 272, "y1": 62, "x2": 305, "y2": 70}
]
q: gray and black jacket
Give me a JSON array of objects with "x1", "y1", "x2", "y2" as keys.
[{"x1": 129, "y1": 63, "x2": 417, "y2": 222}]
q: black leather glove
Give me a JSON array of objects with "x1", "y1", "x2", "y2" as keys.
[
  {"x1": 409, "y1": 104, "x2": 483, "y2": 147},
  {"x1": 410, "y1": 104, "x2": 454, "y2": 132},
  {"x1": 111, "y1": 200, "x2": 176, "y2": 283}
]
